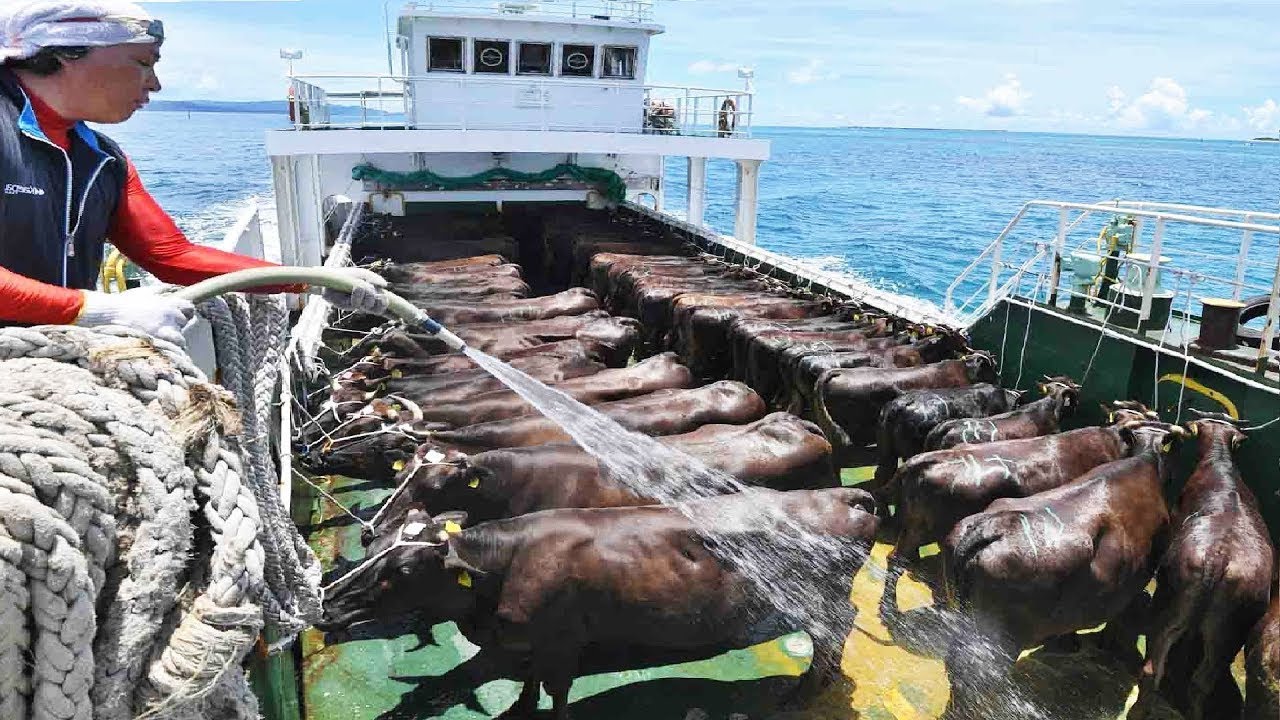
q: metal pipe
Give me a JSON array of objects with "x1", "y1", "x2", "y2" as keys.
[
  {"x1": 1255, "y1": 251, "x2": 1280, "y2": 374},
  {"x1": 175, "y1": 267, "x2": 469, "y2": 351},
  {"x1": 1047, "y1": 207, "x2": 1068, "y2": 307},
  {"x1": 1234, "y1": 217, "x2": 1254, "y2": 302},
  {"x1": 1139, "y1": 218, "x2": 1165, "y2": 321}
]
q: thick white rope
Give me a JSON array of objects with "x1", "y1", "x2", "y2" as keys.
[{"x1": 0, "y1": 316, "x2": 317, "y2": 719}]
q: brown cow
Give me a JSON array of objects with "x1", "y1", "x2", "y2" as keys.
[
  {"x1": 1131, "y1": 414, "x2": 1275, "y2": 720},
  {"x1": 923, "y1": 376, "x2": 1080, "y2": 451},
  {"x1": 881, "y1": 402, "x2": 1158, "y2": 626},
  {"x1": 811, "y1": 352, "x2": 997, "y2": 463},
  {"x1": 940, "y1": 421, "x2": 1185, "y2": 720},
  {"x1": 321, "y1": 488, "x2": 880, "y2": 719},
  {"x1": 412, "y1": 288, "x2": 601, "y2": 325},
  {"x1": 390, "y1": 352, "x2": 693, "y2": 428},
  {"x1": 1246, "y1": 591, "x2": 1280, "y2": 720},
  {"x1": 424, "y1": 381, "x2": 767, "y2": 453},
  {"x1": 368, "y1": 411, "x2": 836, "y2": 539}
]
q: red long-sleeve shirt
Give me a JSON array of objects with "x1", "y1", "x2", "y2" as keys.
[{"x1": 0, "y1": 89, "x2": 283, "y2": 325}]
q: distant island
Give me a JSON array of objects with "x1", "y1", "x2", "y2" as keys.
[
  {"x1": 142, "y1": 100, "x2": 398, "y2": 119},
  {"x1": 1252, "y1": 136, "x2": 1280, "y2": 142}
]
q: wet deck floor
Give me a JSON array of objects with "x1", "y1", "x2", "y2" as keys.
[{"x1": 299, "y1": 467, "x2": 1236, "y2": 720}]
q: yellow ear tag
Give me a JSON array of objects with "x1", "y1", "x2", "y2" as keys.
[
  {"x1": 468, "y1": 478, "x2": 481, "y2": 489},
  {"x1": 391, "y1": 369, "x2": 403, "y2": 379},
  {"x1": 1161, "y1": 441, "x2": 1173, "y2": 453},
  {"x1": 392, "y1": 459, "x2": 406, "y2": 472},
  {"x1": 1107, "y1": 412, "x2": 1115, "y2": 424},
  {"x1": 444, "y1": 520, "x2": 463, "y2": 535},
  {"x1": 457, "y1": 570, "x2": 473, "y2": 588}
]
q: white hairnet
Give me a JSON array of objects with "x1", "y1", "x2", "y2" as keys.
[{"x1": 0, "y1": 1, "x2": 159, "y2": 62}]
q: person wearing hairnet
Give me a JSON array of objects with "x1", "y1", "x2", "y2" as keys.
[{"x1": 0, "y1": 0, "x2": 387, "y2": 345}]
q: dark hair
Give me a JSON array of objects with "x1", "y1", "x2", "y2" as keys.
[{"x1": 3, "y1": 46, "x2": 91, "y2": 76}]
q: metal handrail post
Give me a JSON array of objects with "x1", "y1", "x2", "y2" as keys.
[
  {"x1": 1255, "y1": 251, "x2": 1280, "y2": 373},
  {"x1": 1139, "y1": 218, "x2": 1165, "y2": 321},
  {"x1": 987, "y1": 234, "x2": 1004, "y2": 308},
  {"x1": 1234, "y1": 215, "x2": 1254, "y2": 302},
  {"x1": 1046, "y1": 207, "x2": 1068, "y2": 307}
]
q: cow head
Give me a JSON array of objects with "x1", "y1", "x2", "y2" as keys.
[
  {"x1": 1186, "y1": 409, "x2": 1248, "y2": 451},
  {"x1": 962, "y1": 351, "x2": 998, "y2": 384},
  {"x1": 299, "y1": 418, "x2": 433, "y2": 481},
  {"x1": 1119, "y1": 420, "x2": 1187, "y2": 458},
  {"x1": 318, "y1": 509, "x2": 478, "y2": 638},
  {"x1": 365, "y1": 447, "x2": 479, "y2": 550},
  {"x1": 1038, "y1": 376, "x2": 1081, "y2": 418},
  {"x1": 1103, "y1": 400, "x2": 1160, "y2": 425}
]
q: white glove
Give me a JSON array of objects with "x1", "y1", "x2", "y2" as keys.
[
  {"x1": 321, "y1": 268, "x2": 391, "y2": 317},
  {"x1": 75, "y1": 287, "x2": 196, "y2": 346}
]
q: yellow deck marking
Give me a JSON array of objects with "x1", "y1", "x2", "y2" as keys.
[{"x1": 1157, "y1": 373, "x2": 1239, "y2": 418}]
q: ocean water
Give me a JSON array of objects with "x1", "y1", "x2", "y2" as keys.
[{"x1": 108, "y1": 113, "x2": 1280, "y2": 305}]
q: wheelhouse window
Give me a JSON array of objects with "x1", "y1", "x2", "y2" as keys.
[
  {"x1": 560, "y1": 44, "x2": 595, "y2": 77},
  {"x1": 474, "y1": 39, "x2": 511, "y2": 74},
  {"x1": 601, "y1": 46, "x2": 637, "y2": 79},
  {"x1": 427, "y1": 37, "x2": 464, "y2": 72},
  {"x1": 517, "y1": 42, "x2": 552, "y2": 75}
]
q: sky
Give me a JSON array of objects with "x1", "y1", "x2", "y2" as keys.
[{"x1": 140, "y1": 0, "x2": 1280, "y2": 139}]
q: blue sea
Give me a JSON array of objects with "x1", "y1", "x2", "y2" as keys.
[{"x1": 108, "y1": 112, "x2": 1280, "y2": 306}]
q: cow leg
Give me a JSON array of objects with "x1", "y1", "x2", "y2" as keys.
[
  {"x1": 1131, "y1": 586, "x2": 1200, "y2": 720},
  {"x1": 1095, "y1": 589, "x2": 1149, "y2": 671},
  {"x1": 532, "y1": 645, "x2": 580, "y2": 720},
  {"x1": 880, "y1": 523, "x2": 920, "y2": 630},
  {"x1": 510, "y1": 677, "x2": 541, "y2": 718},
  {"x1": 1186, "y1": 623, "x2": 1244, "y2": 720}
]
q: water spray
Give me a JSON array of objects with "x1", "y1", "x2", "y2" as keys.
[{"x1": 175, "y1": 266, "x2": 469, "y2": 351}]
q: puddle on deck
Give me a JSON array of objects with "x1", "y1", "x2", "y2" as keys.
[{"x1": 299, "y1": 468, "x2": 1224, "y2": 720}]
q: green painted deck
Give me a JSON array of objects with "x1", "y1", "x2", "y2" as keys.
[{"x1": 292, "y1": 463, "x2": 1231, "y2": 720}]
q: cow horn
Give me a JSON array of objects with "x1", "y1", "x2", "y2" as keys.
[{"x1": 1168, "y1": 424, "x2": 1187, "y2": 438}]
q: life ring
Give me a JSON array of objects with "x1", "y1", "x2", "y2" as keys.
[{"x1": 717, "y1": 98, "x2": 738, "y2": 137}]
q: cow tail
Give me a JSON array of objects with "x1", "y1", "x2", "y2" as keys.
[
  {"x1": 812, "y1": 369, "x2": 852, "y2": 451},
  {"x1": 948, "y1": 514, "x2": 1015, "y2": 602}
]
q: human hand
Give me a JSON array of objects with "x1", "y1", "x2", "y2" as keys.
[{"x1": 75, "y1": 287, "x2": 196, "y2": 346}]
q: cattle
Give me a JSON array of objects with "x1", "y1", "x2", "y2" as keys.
[
  {"x1": 411, "y1": 288, "x2": 601, "y2": 325},
  {"x1": 873, "y1": 384, "x2": 1023, "y2": 489},
  {"x1": 785, "y1": 333, "x2": 968, "y2": 415},
  {"x1": 1131, "y1": 414, "x2": 1275, "y2": 720},
  {"x1": 334, "y1": 313, "x2": 639, "y2": 366},
  {"x1": 405, "y1": 352, "x2": 693, "y2": 428},
  {"x1": 673, "y1": 296, "x2": 832, "y2": 377},
  {"x1": 424, "y1": 381, "x2": 767, "y2": 454},
  {"x1": 319, "y1": 487, "x2": 880, "y2": 719},
  {"x1": 940, "y1": 422, "x2": 1185, "y2": 720},
  {"x1": 880, "y1": 402, "x2": 1160, "y2": 626},
  {"x1": 332, "y1": 339, "x2": 600, "y2": 380},
  {"x1": 365, "y1": 255, "x2": 509, "y2": 280},
  {"x1": 812, "y1": 353, "x2": 998, "y2": 461},
  {"x1": 924, "y1": 376, "x2": 1080, "y2": 451},
  {"x1": 1246, "y1": 591, "x2": 1280, "y2": 720},
  {"x1": 367, "y1": 411, "x2": 836, "y2": 538}
]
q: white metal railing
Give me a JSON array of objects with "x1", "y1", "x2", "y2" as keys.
[
  {"x1": 285, "y1": 74, "x2": 754, "y2": 138},
  {"x1": 944, "y1": 200, "x2": 1280, "y2": 371},
  {"x1": 403, "y1": 0, "x2": 655, "y2": 22}
]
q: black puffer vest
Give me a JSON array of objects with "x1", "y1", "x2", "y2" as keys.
[{"x1": 0, "y1": 68, "x2": 128, "y2": 290}]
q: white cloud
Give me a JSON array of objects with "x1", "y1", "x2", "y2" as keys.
[
  {"x1": 1106, "y1": 78, "x2": 1212, "y2": 132},
  {"x1": 956, "y1": 74, "x2": 1028, "y2": 117},
  {"x1": 688, "y1": 60, "x2": 737, "y2": 74},
  {"x1": 787, "y1": 58, "x2": 834, "y2": 85},
  {"x1": 1244, "y1": 99, "x2": 1280, "y2": 132}
]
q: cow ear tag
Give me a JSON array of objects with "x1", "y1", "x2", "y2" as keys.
[
  {"x1": 426, "y1": 449, "x2": 447, "y2": 463},
  {"x1": 402, "y1": 522, "x2": 427, "y2": 539},
  {"x1": 457, "y1": 570, "x2": 473, "y2": 588},
  {"x1": 468, "y1": 477, "x2": 481, "y2": 489},
  {"x1": 444, "y1": 520, "x2": 463, "y2": 535},
  {"x1": 391, "y1": 369, "x2": 403, "y2": 379},
  {"x1": 392, "y1": 459, "x2": 406, "y2": 472}
]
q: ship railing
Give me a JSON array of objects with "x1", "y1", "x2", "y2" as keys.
[
  {"x1": 285, "y1": 75, "x2": 754, "y2": 138},
  {"x1": 402, "y1": 0, "x2": 655, "y2": 22},
  {"x1": 945, "y1": 200, "x2": 1280, "y2": 373}
]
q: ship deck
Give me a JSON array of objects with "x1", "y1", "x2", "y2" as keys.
[{"x1": 289, "y1": 204, "x2": 1259, "y2": 720}]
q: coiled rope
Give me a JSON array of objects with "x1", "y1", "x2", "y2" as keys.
[{"x1": 0, "y1": 295, "x2": 319, "y2": 720}]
